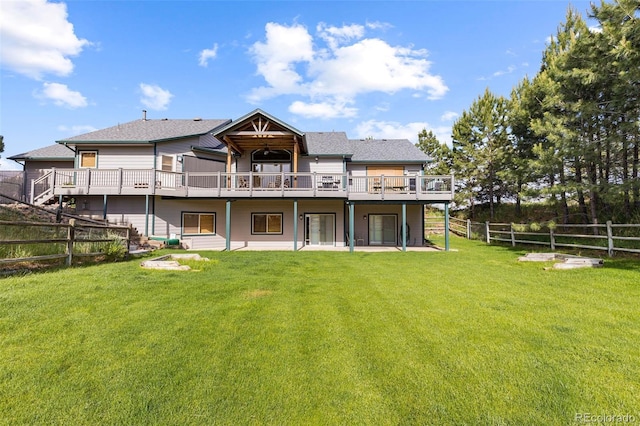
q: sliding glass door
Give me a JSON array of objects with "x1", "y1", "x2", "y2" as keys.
[
  {"x1": 369, "y1": 214, "x2": 397, "y2": 245},
  {"x1": 305, "y1": 214, "x2": 335, "y2": 246}
]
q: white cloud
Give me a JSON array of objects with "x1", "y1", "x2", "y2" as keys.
[
  {"x1": 289, "y1": 100, "x2": 357, "y2": 119},
  {"x1": 478, "y1": 65, "x2": 517, "y2": 81},
  {"x1": 198, "y1": 44, "x2": 218, "y2": 67},
  {"x1": 247, "y1": 22, "x2": 314, "y2": 101},
  {"x1": 317, "y1": 22, "x2": 365, "y2": 49},
  {"x1": 36, "y1": 82, "x2": 88, "y2": 108},
  {"x1": 0, "y1": 0, "x2": 89, "y2": 79},
  {"x1": 589, "y1": 26, "x2": 603, "y2": 34},
  {"x1": 57, "y1": 124, "x2": 98, "y2": 135},
  {"x1": 365, "y1": 21, "x2": 393, "y2": 31},
  {"x1": 139, "y1": 83, "x2": 173, "y2": 110},
  {"x1": 355, "y1": 120, "x2": 428, "y2": 144},
  {"x1": 493, "y1": 65, "x2": 516, "y2": 77},
  {"x1": 440, "y1": 111, "x2": 459, "y2": 122},
  {"x1": 355, "y1": 119, "x2": 452, "y2": 146},
  {"x1": 247, "y1": 22, "x2": 448, "y2": 119},
  {"x1": 375, "y1": 102, "x2": 391, "y2": 112}
]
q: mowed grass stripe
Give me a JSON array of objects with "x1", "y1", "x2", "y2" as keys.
[{"x1": 0, "y1": 237, "x2": 638, "y2": 424}]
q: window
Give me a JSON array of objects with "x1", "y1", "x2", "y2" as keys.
[
  {"x1": 252, "y1": 213, "x2": 282, "y2": 235},
  {"x1": 161, "y1": 155, "x2": 173, "y2": 172},
  {"x1": 182, "y1": 213, "x2": 215, "y2": 235},
  {"x1": 79, "y1": 151, "x2": 97, "y2": 168}
]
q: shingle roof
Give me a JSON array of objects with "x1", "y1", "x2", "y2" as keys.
[
  {"x1": 304, "y1": 133, "x2": 428, "y2": 163},
  {"x1": 58, "y1": 118, "x2": 231, "y2": 144},
  {"x1": 8, "y1": 144, "x2": 75, "y2": 161},
  {"x1": 348, "y1": 139, "x2": 429, "y2": 163},
  {"x1": 47, "y1": 112, "x2": 427, "y2": 163},
  {"x1": 191, "y1": 134, "x2": 228, "y2": 156},
  {"x1": 304, "y1": 132, "x2": 351, "y2": 156}
]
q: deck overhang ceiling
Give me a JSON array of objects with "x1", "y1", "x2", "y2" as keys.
[{"x1": 213, "y1": 110, "x2": 306, "y2": 156}]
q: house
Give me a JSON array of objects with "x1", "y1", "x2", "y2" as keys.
[
  {"x1": 6, "y1": 144, "x2": 75, "y2": 203},
  {"x1": 19, "y1": 109, "x2": 454, "y2": 251}
]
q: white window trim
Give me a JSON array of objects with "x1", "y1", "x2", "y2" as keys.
[
  {"x1": 79, "y1": 151, "x2": 98, "y2": 169},
  {"x1": 161, "y1": 154, "x2": 174, "y2": 172}
]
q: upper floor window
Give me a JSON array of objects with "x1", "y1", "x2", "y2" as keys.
[
  {"x1": 79, "y1": 151, "x2": 97, "y2": 168},
  {"x1": 161, "y1": 155, "x2": 173, "y2": 172}
]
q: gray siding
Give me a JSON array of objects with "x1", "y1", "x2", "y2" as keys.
[
  {"x1": 86, "y1": 146, "x2": 154, "y2": 169},
  {"x1": 183, "y1": 156, "x2": 226, "y2": 173}
]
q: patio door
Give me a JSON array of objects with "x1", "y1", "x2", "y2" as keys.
[
  {"x1": 369, "y1": 214, "x2": 397, "y2": 245},
  {"x1": 305, "y1": 214, "x2": 335, "y2": 246}
]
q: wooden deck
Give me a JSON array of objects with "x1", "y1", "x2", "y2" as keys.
[{"x1": 33, "y1": 169, "x2": 454, "y2": 203}]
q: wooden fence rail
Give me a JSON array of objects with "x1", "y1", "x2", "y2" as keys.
[
  {"x1": 426, "y1": 214, "x2": 640, "y2": 257},
  {"x1": 484, "y1": 221, "x2": 640, "y2": 257},
  {"x1": 0, "y1": 219, "x2": 132, "y2": 267}
]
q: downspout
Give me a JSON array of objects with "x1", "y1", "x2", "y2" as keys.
[{"x1": 153, "y1": 143, "x2": 157, "y2": 169}]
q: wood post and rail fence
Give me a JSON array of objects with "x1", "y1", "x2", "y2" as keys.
[
  {"x1": 428, "y1": 214, "x2": 640, "y2": 257},
  {"x1": 0, "y1": 219, "x2": 132, "y2": 268}
]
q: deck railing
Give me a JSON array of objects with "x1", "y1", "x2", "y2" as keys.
[{"x1": 34, "y1": 169, "x2": 454, "y2": 202}]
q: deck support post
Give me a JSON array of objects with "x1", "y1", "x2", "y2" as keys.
[
  {"x1": 144, "y1": 194, "x2": 149, "y2": 237},
  {"x1": 401, "y1": 203, "x2": 407, "y2": 252},
  {"x1": 348, "y1": 202, "x2": 355, "y2": 253},
  {"x1": 103, "y1": 194, "x2": 108, "y2": 221},
  {"x1": 444, "y1": 202, "x2": 450, "y2": 251},
  {"x1": 226, "y1": 200, "x2": 231, "y2": 251},
  {"x1": 293, "y1": 199, "x2": 298, "y2": 251}
]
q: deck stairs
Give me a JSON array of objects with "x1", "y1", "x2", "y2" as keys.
[{"x1": 31, "y1": 171, "x2": 55, "y2": 206}]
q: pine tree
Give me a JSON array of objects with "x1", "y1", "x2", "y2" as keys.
[
  {"x1": 452, "y1": 88, "x2": 510, "y2": 220},
  {"x1": 416, "y1": 129, "x2": 451, "y2": 175}
]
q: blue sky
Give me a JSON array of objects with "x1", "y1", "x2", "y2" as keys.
[{"x1": 1, "y1": 0, "x2": 597, "y2": 169}]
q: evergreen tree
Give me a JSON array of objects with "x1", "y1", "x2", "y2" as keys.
[
  {"x1": 452, "y1": 88, "x2": 510, "y2": 220},
  {"x1": 416, "y1": 129, "x2": 452, "y2": 175}
]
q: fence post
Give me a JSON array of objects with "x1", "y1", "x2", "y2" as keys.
[
  {"x1": 510, "y1": 223, "x2": 516, "y2": 247},
  {"x1": 549, "y1": 227, "x2": 555, "y2": 251},
  {"x1": 66, "y1": 219, "x2": 76, "y2": 266},
  {"x1": 467, "y1": 219, "x2": 471, "y2": 239},
  {"x1": 485, "y1": 221, "x2": 491, "y2": 244},
  {"x1": 606, "y1": 220, "x2": 614, "y2": 257},
  {"x1": 126, "y1": 224, "x2": 133, "y2": 259}
]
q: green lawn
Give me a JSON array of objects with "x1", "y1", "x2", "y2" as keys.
[{"x1": 1, "y1": 237, "x2": 639, "y2": 425}]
